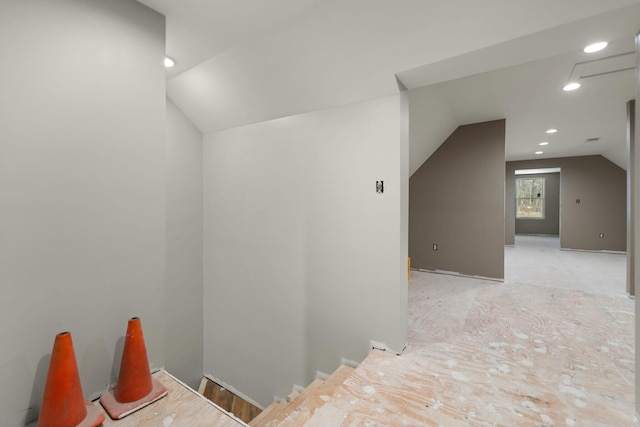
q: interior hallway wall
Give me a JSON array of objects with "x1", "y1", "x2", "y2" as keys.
[
  {"x1": 0, "y1": 2, "x2": 166, "y2": 425},
  {"x1": 165, "y1": 98, "x2": 204, "y2": 390},
  {"x1": 627, "y1": 99, "x2": 635, "y2": 297},
  {"x1": 506, "y1": 156, "x2": 626, "y2": 251},
  {"x1": 202, "y1": 94, "x2": 408, "y2": 407},
  {"x1": 408, "y1": 84, "x2": 458, "y2": 176},
  {"x1": 409, "y1": 120, "x2": 506, "y2": 279},
  {"x1": 634, "y1": 34, "x2": 640, "y2": 416},
  {"x1": 515, "y1": 172, "x2": 560, "y2": 236}
]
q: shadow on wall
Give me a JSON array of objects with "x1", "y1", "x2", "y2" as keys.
[
  {"x1": 109, "y1": 336, "x2": 125, "y2": 386},
  {"x1": 24, "y1": 354, "x2": 50, "y2": 425}
]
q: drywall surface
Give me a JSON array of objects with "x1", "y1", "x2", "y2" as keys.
[
  {"x1": 165, "y1": 99, "x2": 204, "y2": 390},
  {"x1": 506, "y1": 156, "x2": 626, "y2": 251},
  {"x1": 515, "y1": 173, "x2": 560, "y2": 236},
  {"x1": 305, "y1": 93, "x2": 409, "y2": 382},
  {"x1": 409, "y1": 120, "x2": 506, "y2": 279},
  {"x1": 203, "y1": 94, "x2": 408, "y2": 407},
  {"x1": 627, "y1": 100, "x2": 635, "y2": 297},
  {"x1": 634, "y1": 38, "x2": 640, "y2": 417},
  {"x1": 0, "y1": 2, "x2": 166, "y2": 425},
  {"x1": 203, "y1": 114, "x2": 308, "y2": 408},
  {"x1": 408, "y1": 85, "x2": 458, "y2": 176},
  {"x1": 166, "y1": 0, "x2": 640, "y2": 134}
]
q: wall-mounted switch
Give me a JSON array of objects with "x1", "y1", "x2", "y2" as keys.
[
  {"x1": 433, "y1": 244, "x2": 438, "y2": 251},
  {"x1": 599, "y1": 233, "x2": 604, "y2": 238},
  {"x1": 376, "y1": 181, "x2": 384, "y2": 194}
]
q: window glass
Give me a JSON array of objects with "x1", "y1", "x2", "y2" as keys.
[{"x1": 516, "y1": 177, "x2": 545, "y2": 219}]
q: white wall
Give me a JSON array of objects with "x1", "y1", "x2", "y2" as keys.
[
  {"x1": 165, "y1": 98, "x2": 203, "y2": 390},
  {"x1": 408, "y1": 85, "x2": 458, "y2": 176},
  {"x1": 634, "y1": 33, "x2": 640, "y2": 418},
  {"x1": 0, "y1": 2, "x2": 165, "y2": 425},
  {"x1": 305, "y1": 95, "x2": 409, "y2": 378},
  {"x1": 203, "y1": 94, "x2": 408, "y2": 407}
]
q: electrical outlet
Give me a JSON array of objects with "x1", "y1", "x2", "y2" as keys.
[
  {"x1": 599, "y1": 233, "x2": 604, "y2": 238},
  {"x1": 376, "y1": 181, "x2": 384, "y2": 194},
  {"x1": 433, "y1": 244, "x2": 438, "y2": 251}
]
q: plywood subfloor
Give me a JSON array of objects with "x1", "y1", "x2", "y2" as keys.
[
  {"x1": 301, "y1": 236, "x2": 637, "y2": 426},
  {"x1": 101, "y1": 236, "x2": 635, "y2": 426},
  {"x1": 99, "y1": 371, "x2": 246, "y2": 427}
]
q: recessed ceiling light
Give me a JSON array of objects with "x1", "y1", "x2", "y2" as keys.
[
  {"x1": 546, "y1": 129, "x2": 558, "y2": 134},
  {"x1": 539, "y1": 142, "x2": 549, "y2": 146},
  {"x1": 535, "y1": 151, "x2": 543, "y2": 155},
  {"x1": 563, "y1": 82, "x2": 581, "y2": 91},
  {"x1": 164, "y1": 56, "x2": 175, "y2": 68},
  {"x1": 584, "y1": 41, "x2": 608, "y2": 53}
]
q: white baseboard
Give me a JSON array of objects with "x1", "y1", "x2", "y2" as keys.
[{"x1": 370, "y1": 340, "x2": 405, "y2": 355}]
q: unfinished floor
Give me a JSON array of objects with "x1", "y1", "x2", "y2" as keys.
[{"x1": 296, "y1": 235, "x2": 636, "y2": 426}]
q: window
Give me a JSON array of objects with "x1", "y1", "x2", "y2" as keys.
[{"x1": 516, "y1": 177, "x2": 545, "y2": 219}]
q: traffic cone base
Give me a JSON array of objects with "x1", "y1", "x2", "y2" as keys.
[
  {"x1": 39, "y1": 400, "x2": 104, "y2": 427},
  {"x1": 99, "y1": 377, "x2": 167, "y2": 420},
  {"x1": 76, "y1": 402, "x2": 106, "y2": 427}
]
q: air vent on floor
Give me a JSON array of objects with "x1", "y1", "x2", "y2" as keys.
[{"x1": 584, "y1": 137, "x2": 601, "y2": 143}]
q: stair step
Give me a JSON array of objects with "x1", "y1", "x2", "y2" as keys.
[
  {"x1": 248, "y1": 401, "x2": 283, "y2": 427},
  {"x1": 276, "y1": 365, "x2": 356, "y2": 427},
  {"x1": 323, "y1": 365, "x2": 356, "y2": 389},
  {"x1": 248, "y1": 390, "x2": 299, "y2": 427},
  {"x1": 252, "y1": 379, "x2": 325, "y2": 427}
]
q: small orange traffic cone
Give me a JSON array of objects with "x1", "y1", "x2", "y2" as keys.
[
  {"x1": 99, "y1": 317, "x2": 167, "y2": 419},
  {"x1": 38, "y1": 332, "x2": 105, "y2": 427}
]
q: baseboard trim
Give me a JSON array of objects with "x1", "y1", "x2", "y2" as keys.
[
  {"x1": 370, "y1": 340, "x2": 406, "y2": 356},
  {"x1": 560, "y1": 247, "x2": 626, "y2": 255},
  {"x1": 340, "y1": 357, "x2": 360, "y2": 369},
  {"x1": 291, "y1": 384, "x2": 305, "y2": 394},
  {"x1": 315, "y1": 370, "x2": 330, "y2": 380},
  {"x1": 416, "y1": 268, "x2": 504, "y2": 283}
]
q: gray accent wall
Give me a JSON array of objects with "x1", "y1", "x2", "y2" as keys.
[
  {"x1": 165, "y1": 98, "x2": 204, "y2": 390},
  {"x1": 0, "y1": 1, "x2": 166, "y2": 425},
  {"x1": 409, "y1": 120, "x2": 506, "y2": 280},
  {"x1": 506, "y1": 156, "x2": 626, "y2": 251},
  {"x1": 515, "y1": 173, "x2": 560, "y2": 236},
  {"x1": 203, "y1": 94, "x2": 408, "y2": 407}
]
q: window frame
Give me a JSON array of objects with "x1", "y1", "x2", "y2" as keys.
[{"x1": 516, "y1": 176, "x2": 546, "y2": 220}]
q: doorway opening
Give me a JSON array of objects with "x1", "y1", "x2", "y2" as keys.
[{"x1": 514, "y1": 168, "x2": 561, "y2": 244}]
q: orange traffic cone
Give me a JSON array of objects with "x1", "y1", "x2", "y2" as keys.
[
  {"x1": 38, "y1": 332, "x2": 105, "y2": 427},
  {"x1": 99, "y1": 317, "x2": 167, "y2": 419}
]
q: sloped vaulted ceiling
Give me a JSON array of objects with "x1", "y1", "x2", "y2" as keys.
[
  {"x1": 404, "y1": 6, "x2": 640, "y2": 172},
  {"x1": 144, "y1": 0, "x2": 640, "y2": 134}
]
